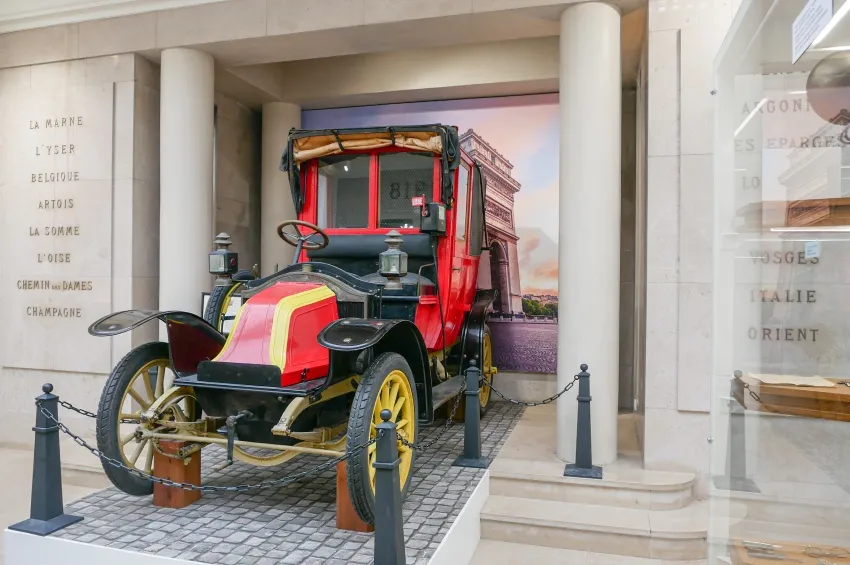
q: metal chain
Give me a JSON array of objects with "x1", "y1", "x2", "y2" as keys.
[
  {"x1": 487, "y1": 375, "x2": 579, "y2": 407},
  {"x1": 59, "y1": 400, "x2": 97, "y2": 418},
  {"x1": 59, "y1": 400, "x2": 138, "y2": 424},
  {"x1": 742, "y1": 382, "x2": 762, "y2": 403},
  {"x1": 397, "y1": 385, "x2": 465, "y2": 452},
  {"x1": 398, "y1": 373, "x2": 581, "y2": 450},
  {"x1": 53, "y1": 381, "x2": 479, "y2": 477},
  {"x1": 37, "y1": 401, "x2": 378, "y2": 493}
]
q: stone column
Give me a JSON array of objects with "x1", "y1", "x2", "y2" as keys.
[
  {"x1": 159, "y1": 48, "x2": 215, "y2": 327},
  {"x1": 261, "y1": 102, "x2": 301, "y2": 276},
  {"x1": 556, "y1": 2, "x2": 622, "y2": 466}
]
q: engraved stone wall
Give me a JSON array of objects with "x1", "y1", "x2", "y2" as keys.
[
  {"x1": 1, "y1": 79, "x2": 114, "y2": 373},
  {"x1": 0, "y1": 55, "x2": 160, "y2": 463}
]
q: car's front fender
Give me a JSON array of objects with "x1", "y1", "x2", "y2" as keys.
[
  {"x1": 318, "y1": 318, "x2": 432, "y2": 420},
  {"x1": 88, "y1": 309, "x2": 215, "y2": 337},
  {"x1": 89, "y1": 310, "x2": 226, "y2": 377}
]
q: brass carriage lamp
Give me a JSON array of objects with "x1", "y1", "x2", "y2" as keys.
[
  {"x1": 209, "y1": 233, "x2": 239, "y2": 282},
  {"x1": 379, "y1": 230, "x2": 408, "y2": 290}
]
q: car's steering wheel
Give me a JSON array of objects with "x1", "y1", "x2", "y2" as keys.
[{"x1": 277, "y1": 220, "x2": 330, "y2": 265}]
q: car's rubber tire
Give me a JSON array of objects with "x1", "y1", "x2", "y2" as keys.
[
  {"x1": 203, "y1": 281, "x2": 243, "y2": 333},
  {"x1": 479, "y1": 325, "x2": 494, "y2": 417},
  {"x1": 346, "y1": 352, "x2": 419, "y2": 525},
  {"x1": 95, "y1": 341, "x2": 170, "y2": 496}
]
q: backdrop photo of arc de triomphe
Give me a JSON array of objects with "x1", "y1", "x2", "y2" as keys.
[
  {"x1": 458, "y1": 128, "x2": 524, "y2": 315},
  {"x1": 301, "y1": 95, "x2": 566, "y2": 375}
]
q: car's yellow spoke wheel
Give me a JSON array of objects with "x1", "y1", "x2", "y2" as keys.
[
  {"x1": 346, "y1": 352, "x2": 419, "y2": 525},
  {"x1": 479, "y1": 331, "x2": 493, "y2": 408},
  {"x1": 116, "y1": 358, "x2": 167, "y2": 472},
  {"x1": 367, "y1": 369, "x2": 416, "y2": 491},
  {"x1": 479, "y1": 326, "x2": 496, "y2": 414},
  {"x1": 97, "y1": 342, "x2": 193, "y2": 496}
]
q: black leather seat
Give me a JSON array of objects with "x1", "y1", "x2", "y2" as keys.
[{"x1": 307, "y1": 234, "x2": 435, "y2": 278}]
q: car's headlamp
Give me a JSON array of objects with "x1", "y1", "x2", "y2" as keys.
[{"x1": 209, "y1": 233, "x2": 238, "y2": 275}]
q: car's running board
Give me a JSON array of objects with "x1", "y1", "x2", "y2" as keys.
[
  {"x1": 431, "y1": 374, "x2": 465, "y2": 411},
  {"x1": 173, "y1": 374, "x2": 327, "y2": 397}
]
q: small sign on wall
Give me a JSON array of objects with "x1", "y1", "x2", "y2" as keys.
[
  {"x1": 805, "y1": 240, "x2": 822, "y2": 259},
  {"x1": 792, "y1": 0, "x2": 833, "y2": 63}
]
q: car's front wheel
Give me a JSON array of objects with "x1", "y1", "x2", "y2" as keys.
[
  {"x1": 96, "y1": 342, "x2": 171, "y2": 495},
  {"x1": 345, "y1": 352, "x2": 418, "y2": 525},
  {"x1": 95, "y1": 342, "x2": 195, "y2": 495}
]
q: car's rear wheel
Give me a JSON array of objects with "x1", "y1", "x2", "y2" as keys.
[
  {"x1": 204, "y1": 281, "x2": 243, "y2": 334},
  {"x1": 346, "y1": 352, "x2": 418, "y2": 525},
  {"x1": 96, "y1": 342, "x2": 193, "y2": 495},
  {"x1": 479, "y1": 326, "x2": 495, "y2": 416}
]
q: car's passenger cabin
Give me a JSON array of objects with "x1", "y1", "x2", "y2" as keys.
[{"x1": 240, "y1": 125, "x2": 486, "y2": 352}]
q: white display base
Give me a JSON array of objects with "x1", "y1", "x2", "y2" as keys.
[
  {"x1": 5, "y1": 475, "x2": 492, "y2": 565},
  {"x1": 4, "y1": 529, "x2": 195, "y2": 565},
  {"x1": 429, "y1": 470, "x2": 490, "y2": 565}
]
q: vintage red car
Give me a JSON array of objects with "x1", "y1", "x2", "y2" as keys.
[{"x1": 88, "y1": 124, "x2": 497, "y2": 524}]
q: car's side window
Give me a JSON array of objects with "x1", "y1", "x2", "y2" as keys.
[
  {"x1": 456, "y1": 163, "x2": 470, "y2": 247},
  {"x1": 317, "y1": 154, "x2": 370, "y2": 228},
  {"x1": 468, "y1": 166, "x2": 485, "y2": 257}
]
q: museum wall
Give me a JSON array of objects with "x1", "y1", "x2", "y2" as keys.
[
  {"x1": 0, "y1": 54, "x2": 160, "y2": 474},
  {"x1": 213, "y1": 92, "x2": 261, "y2": 273},
  {"x1": 0, "y1": 0, "x2": 225, "y2": 33},
  {"x1": 644, "y1": 0, "x2": 737, "y2": 495},
  {"x1": 128, "y1": 56, "x2": 161, "y2": 353}
]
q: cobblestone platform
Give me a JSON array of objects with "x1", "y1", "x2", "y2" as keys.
[{"x1": 52, "y1": 401, "x2": 523, "y2": 565}]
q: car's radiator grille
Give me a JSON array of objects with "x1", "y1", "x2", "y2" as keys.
[{"x1": 337, "y1": 301, "x2": 365, "y2": 319}]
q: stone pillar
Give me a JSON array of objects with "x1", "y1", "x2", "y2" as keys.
[
  {"x1": 159, "y1": 48, "x2": 215, "y2": 327},
  {"x1": 556, "y1": 2, "x2": 622, "y2": 466},
  {"x1": 261, "y1": 102, "x2": 301, "y2": 276}
]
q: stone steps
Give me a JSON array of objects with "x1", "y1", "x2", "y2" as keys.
[
  {"x1": 490, "y1": 465, "x2": 695, "y2": 510},
  {"x1": 470, "y1": 540, "x2": 707, "y2": 565},
  {"x1": 467, "y1": 407, "x2": 715, "y2": 564},
  {"x1": 480, "y1": 495, "x2": 709, "y2": 560}
]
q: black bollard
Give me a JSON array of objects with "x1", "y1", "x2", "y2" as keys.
[
  {"x1": 453, "y1": 360, "x2": 490, "y2": 469},
  {"x1": 564, "y1": 364, "x2": 602, "y2": 479},
  {"x1": 373, "y1": 409, "x2": 406, "y2": 565},
  {"x1": 9, "y1": 384, "x2": 83, "y2": 536},
  {"x1": 713, "y1": 371, "x2": 759, "y2": 493}
]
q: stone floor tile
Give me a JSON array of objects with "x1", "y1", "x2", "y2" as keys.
[{"x1": 46, "y1": 402, "x2": 522, "y2": 564}]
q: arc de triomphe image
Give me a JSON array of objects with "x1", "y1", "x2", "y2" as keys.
[{"x1": 459, "y1": 129, "x2": 524, "y2": 314}]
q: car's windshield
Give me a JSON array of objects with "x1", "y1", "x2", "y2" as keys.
[
  {"x1": 316, "y1": 154, "x2": 370, "y2": 229},
  {"x1": 315, "y1": 151, "x2": 436, "y2": 230},
  {"x1": 377, "y1": 152, "x2": 435, "y2": 228}
]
